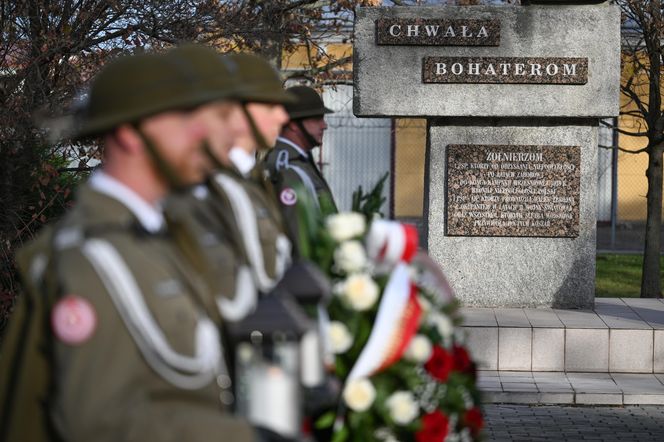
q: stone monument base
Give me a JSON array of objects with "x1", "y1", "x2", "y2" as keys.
[{"x1": 427, "y1": 119, "x2": 598, "y2": 308}]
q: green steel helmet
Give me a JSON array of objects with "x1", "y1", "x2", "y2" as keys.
[
  {"x1": 73, "y1": 49, "x2": 232, "y2": 140},
  {"x1": 226, "y1": 53, "x2": 296, "y2": 104},
  {"x1": 166, "y1": 44, "x2": 241, "y2": 102},
  {"x1": 283, "y1": 85, "x2": 333, "y2": 120}
]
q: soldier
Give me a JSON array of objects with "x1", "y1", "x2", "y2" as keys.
[
  {"x1": 0, "y1": 50, "x2": 256, "y2": 441},
  {"x1": 262, "y1": 86, "x2": 337, "y2": 255}
]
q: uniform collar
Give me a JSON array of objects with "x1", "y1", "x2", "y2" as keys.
[
  {"x1": 228, "y1": 146, "x2": 256, "y2": 177},
  {"x1": 88, "y1": 171, "x2": 165, "y2": 233},
  {"x1": 277, "y1": 136, "x2": 308, "y2": 159}
]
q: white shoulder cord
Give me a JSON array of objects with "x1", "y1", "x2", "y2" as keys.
[
  {"x1": 216, "y1": 265, "x2": 257, "y2": 321},
  {"x1": 81, "y1": 238, "x2": 225, "y2": 390},
  {"x1": 214, "y1": 174, "x2": 291, "y2": 292},
  {"x1": 286, "y1": 164, "x2": 320, "y2": 210}
]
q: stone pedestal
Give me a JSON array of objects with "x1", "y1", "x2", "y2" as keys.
[{"x1": 427, "y1": 119, "x2": 597, "y2": 308}]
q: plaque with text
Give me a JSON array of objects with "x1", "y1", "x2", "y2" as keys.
[
  {"x1": 423, "y1": 57, "x2": 588, "y2": 84},
  {"x1": 376, "y1": 19, "x2": 500, "y2": 46},
  {"x1": 446, "y1": 145, "x2": 581, "y2": 237}
]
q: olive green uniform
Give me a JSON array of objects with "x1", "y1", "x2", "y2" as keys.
[
  {"x1": 263, "y1": 138, "x2": 337, "y2": 254},
  {"x1": 0, "y1": 181, "x2": 255, "y2": 442},
  {"x1": 207, "y1": 166, "x2": 292, "y2": 292}
]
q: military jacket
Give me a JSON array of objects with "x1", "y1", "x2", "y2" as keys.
[
  {"x1": 262, "y1": 138, "x2": 338, "y2": 255},
  {"x1": 0, "y1": 182, "x2": 254, "y2": 442},
  {"x1": 206, "y1": 166, "x2": 292, "y2": 296}
]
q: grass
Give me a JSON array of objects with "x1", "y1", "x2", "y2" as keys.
[{"x1": 596, "y1": 253, "x2": 664, "y2": 298}]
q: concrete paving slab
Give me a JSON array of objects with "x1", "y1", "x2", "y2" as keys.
[
  {"x1": 532, "y1": 328, "x2": 565, "y2": 371},
  {"x1": 565, "y1": 329, "x2": 609, "y2": 372},
  {"x1": 554, "y1": 309, "x2": 608, "y2": 329},
  {"x1": 575, "y1": 393, "x2": 623, "y2": 405},
  {"x1": 523, "y1": 308, "x2": 564, "y2": 328},
  {"x1": 499, "y1": 370, "x2": 534, "y2": 377},
  {"x1": 465, "y1": 326, "x2": 498, "y2": 370},
  {"x1": 478, "y1": 370, "x2": 500, "y2": 378},
  {"x1": 460, "y1": 308, "x2": 497, "y2": 327},
  {"x1": 609, "y1": 329, "x2": 654, "y2": 373},
  {"x1": 502, "y1": 382, "x2": 538, "y2": 392},
  {"x1": 655, "y1": 373, "x2": 664, "y2": 384},
  {"x1": 595, "y1": 300, "x2": 652, "y2": 329},
  {"x1": 538, "y1": 392, "x2": 574, "y2": 404},
  {"x1": 498, "y1": 328, "x2": 532, "y2": 371},
  {"x1": 622, "y1": 298, "x2": 664, "y2": 330},
  {"x1": 655, "y1": 330, "x2": 664, "y2": 373},
  {"x1": 495, "y1": 308, "x2": 531, "y2": 328},
  {"x1": 611, "y1": 374, "x2": 664, "y2": 394},
  {"x1": 623, "y1": 394, "x2": 664, "y2": 405}
]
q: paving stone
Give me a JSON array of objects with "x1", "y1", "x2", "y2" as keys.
[
  {"x1": 654, "y1": 330, "x2": 664, "y2": 373},
  {"x1": 609, "y1": 329, "x2": 654, "y2": 373},
  {"x1": 554, "y1": 309, "x2": 607, "y2": 329},
  {"x1": 532, "y1": 327, "x2": 564, "y2": 371},
  {"x1": 538, "y1": 392, "x2": 574, "y2": 404},
  {"x1": 464, "y1": 326, "x2": 498, "y2": 370},
  {"x1": 575, "y1": 393, "x2": 623, "y2": 405},
  {"x1": 623, "y1": 394, "x2": 664, "y2": 405},
  {"x1": 502, "y1": 382, "x2": 538, "y2": 392},
  {"x1": 622, "y1": 298, "x2": 664, "y2": 330},
  {"x1": 595, "y1": 300, "x2": 652, "y2": 329},
  {"x1": 565, "y1": 328, "x2": 609, "y2": 372},
  {"x1": 495, "y1": 308, "x2": 531, "y2": 327},
  {"x1": 611, "y1": 374, "x2": 664, "y2": 394},
  {"x1": 498, "y1": 327, "x2": 532, "y2": 371},
  {"x1": 460, "y1": 307, "x2": 497, "y2": 326},
  {"x1": 523, "y1": 308, "x2": 564, "y2": 328}
]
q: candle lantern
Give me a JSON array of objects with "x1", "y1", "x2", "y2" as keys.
[{"x1": 228, "y1": 289, "x2": 313, "y2": 440}]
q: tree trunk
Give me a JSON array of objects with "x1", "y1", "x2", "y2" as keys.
[{"x1": 641, "y1": 144, "x2": 663, "y2": 298}]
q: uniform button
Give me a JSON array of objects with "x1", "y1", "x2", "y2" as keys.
[
  {"x1": 217, "y1": 374, "x2": 232, "y2": 389},
  {"x1": 220, "y1": 391, "x2": 234, "y2": 406}
]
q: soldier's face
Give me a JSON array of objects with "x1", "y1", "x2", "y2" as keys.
[
  {"x1": 301, "y1": 116, "x2": 328, "y2": 146},
  {"x1": 139, "y1": 110, "x2": 211, "y2": 185},
  {"x1": 245, "y1": 102, "x2": 289, "y2": 148},
  {"x1": 192, "y1": 101, "x2": 250, "y2": 167}
]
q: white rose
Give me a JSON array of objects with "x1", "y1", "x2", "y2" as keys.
[
  {"x1": 334, "y1": 240, "x2": 367, "y2": 273},
  {"x1": 329, "y1": 321, "x2": 353, "y2": 354},
  {"x1": 428, "y1": 312, "x2": 453, "y2": 339},
  {"x1": 343, "y1": 273, "x2": 379, "y2": 311},
  {"x1": 343, "y1": 378, "x2": 376, "y2": 412},
  {"x1": 404, "y1": 334, "x2": 432, "y2": 363},
  {"x1": 326, "y1": 213, "x2": 366, "y2": 242},
  {"x1": 385, "y1": 391, "x2": 419, "y2": 425}
]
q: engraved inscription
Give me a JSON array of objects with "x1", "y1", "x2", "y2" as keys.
[
  {"x1": 423, "y1": 57, "x2": 588, "y2": 84},
  {"x1": 445, "y1": 145, "x2": 581, "y2": 237},
  {"x1": 376, "y1": 19, "x2": 500, "y2": 46}
]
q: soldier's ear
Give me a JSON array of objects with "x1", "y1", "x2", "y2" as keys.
[{"x1": 113, "y1": 124, "x2": 144, "y2": 154}]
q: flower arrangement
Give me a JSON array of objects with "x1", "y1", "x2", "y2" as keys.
[{"x1": 307, "y1": 211, "x2": 484, "y2": 442}]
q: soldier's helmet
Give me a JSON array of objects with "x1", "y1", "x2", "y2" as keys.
[
  {"x1": 226, "y1": 53, "x2": 296, "y2": 105},
  {"x1": 283, "y1": 86, "x2": 333, "y2": 120},
  {"x1": 73, "y1": 47, "x2": 235, "y2": 140}
]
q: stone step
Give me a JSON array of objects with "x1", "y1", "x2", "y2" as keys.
[
  {"x1": 478, "y1": 371, "x2": 664, "y2": 406},
  {"x1": 461, "y1": 298, "x2": 664, "y2": 373}
]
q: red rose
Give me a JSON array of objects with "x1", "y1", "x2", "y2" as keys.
[
  {"x1": 453, "y1": 345, "x2": 473, "y2": 374},
  {"x1": 424, "y1": 346, "x2": 454, "y2": 382},
  {"x1": 416, "y1": 410, "x2": 449, "y2": 442},
  {"x1": 463, "y1": 407, "x2": 484, "y2": 437}
]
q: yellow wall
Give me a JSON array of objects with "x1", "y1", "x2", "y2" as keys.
[
  {"x1": 617, "y1": 53, "x2": 664, "y2": 221},
  {"x1": 394, "y1": 119, "x2": 427, "y2": 217}
]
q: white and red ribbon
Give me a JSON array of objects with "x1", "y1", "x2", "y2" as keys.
[{"x1": 346, "y1": 263, "x2": 422, "y2": 383}]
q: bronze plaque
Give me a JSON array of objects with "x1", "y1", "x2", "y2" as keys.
[
  {"x1": 376, "y1": 19, "x2": 500, "y2": 46},
  {"x1": 445, "y1": 145, "x2": 581, "y2": 237},
  {"x1": 423, "y1": 57, "x2": 588, "y2": 84}
]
